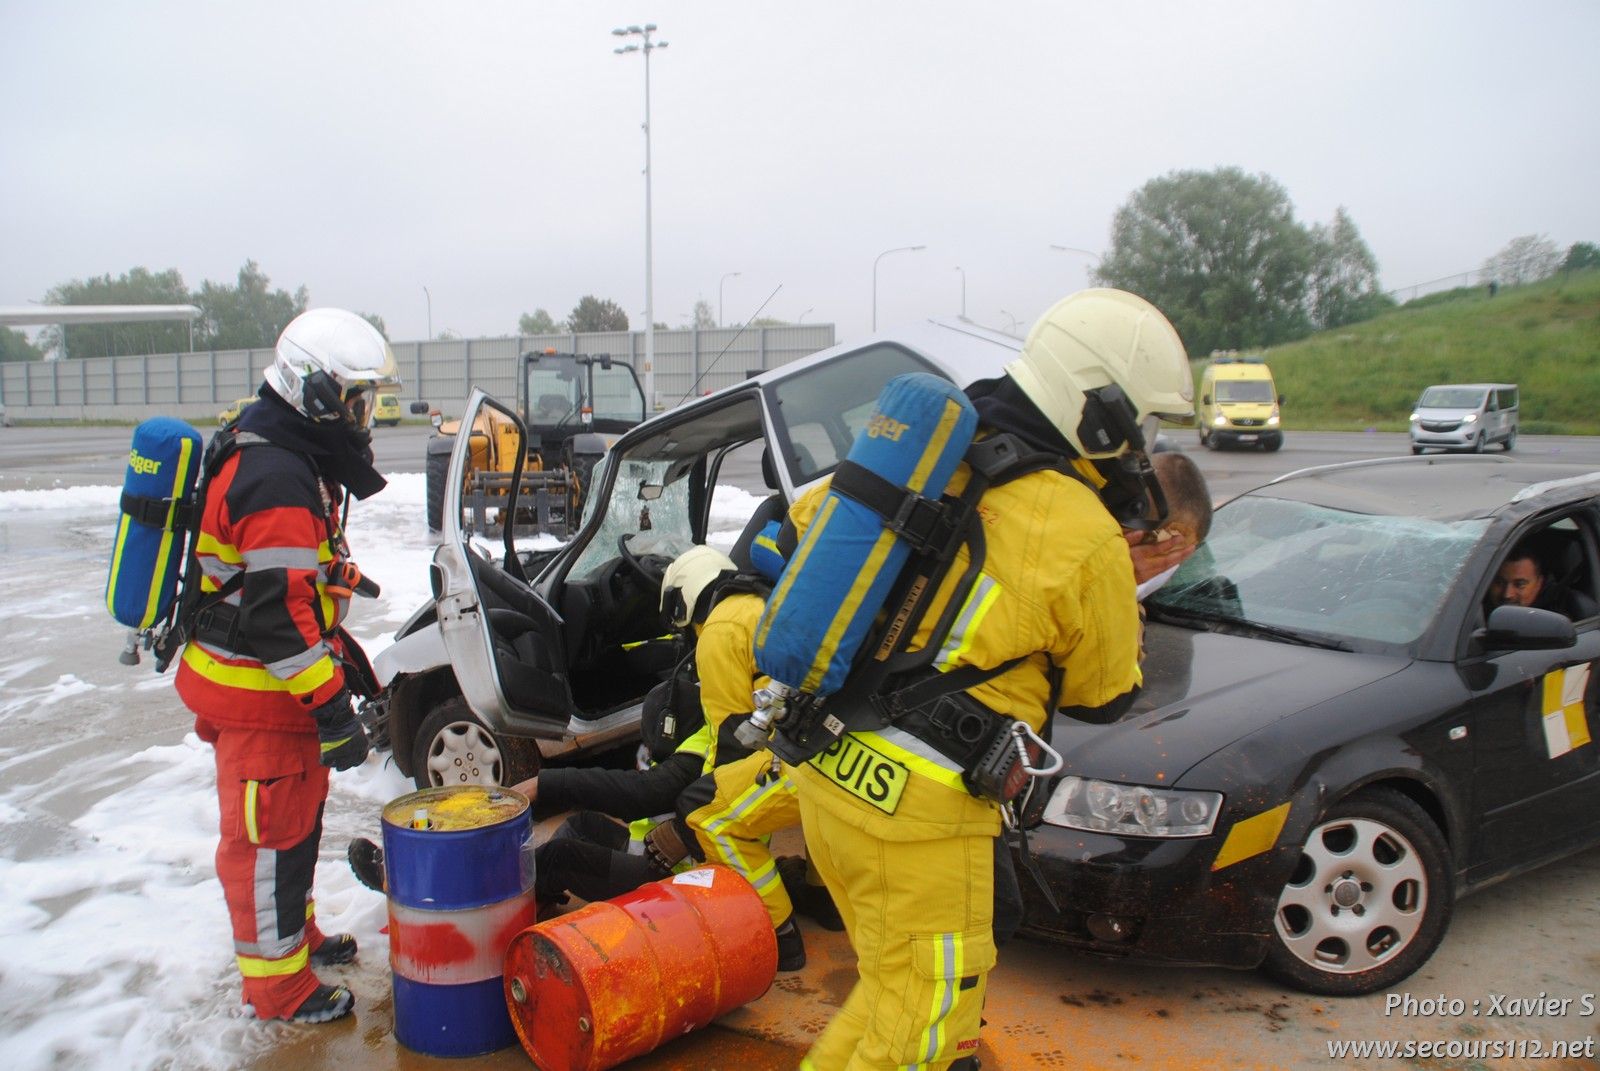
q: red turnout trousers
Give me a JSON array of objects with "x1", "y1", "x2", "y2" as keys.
[{"x1": 198, "y1": 718, "x2": 333, "y2": 1019}]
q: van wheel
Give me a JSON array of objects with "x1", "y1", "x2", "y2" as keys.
[
  {"x1": 1262, "y1": 435, "x2": 1282, "y2": 453},
  {"x1": 411, "y1": 696, "x2": 540, "y2": 790},
  {"x1": 1198, "y1": 428, "x2": 1210, "y2": 448},
  {"x1": 1502, "y1": 429, "x2": 1516, "y2": 452},
  {"x1": 1410, "y1": 445, "x2": 1423, "y2": 455},
  {"x1": 1471, "y1": 433, "x2": 1485, "y2": 454}
]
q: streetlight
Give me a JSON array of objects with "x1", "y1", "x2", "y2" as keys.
[
  {"x1": 613, "y1": 22, "x2": 668, "y2": 408},
  {"x1": 872, "y1": 244, "x2": 925, "y2": 332},
  {"x1": 954, "y1": 266, "x2": 966, "y2": 318},
  {"x1": 797, "y1": 307, "x2": 813, "y2": 324},
  {"x1": 1049, "y1": 244, "x2": 1102, "y2": 271},
  {"x1": 719, "y1": 271, "x2": 742, "y2": 326},
  {"x1": 422, "y1": 285, "x2": 432, "y2": 339},
  {"x1": 998, "y1": 309, "x2": 1021, "y2": 334}
]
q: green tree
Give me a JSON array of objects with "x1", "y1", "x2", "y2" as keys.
[
  {"x1": 1562, "y1": 242, "x2": 1600, "y2": 273},
  {"x1": 1093, "y1": 167, "x2": 1313, "y2": 354},
  {"x1": 39, "y1": 266, "x2": 192, "y2": 358},
  {"x1": 0, "y1": 328, "x2": 43, "y2": 362},
  {"x1": 194, "y1": 261, "x2": 308, "y2": 350},
  {"x1": 1307, "y1": 207, "x2": 1394, "y2": 329},
  {"x1": 691, "y1": 298, "x2": 716, "y2": 329},
  {"x1": 566, "y1": 295, "x2": 629, "y2": 333},
  {"x1": 519, "y1": 308, "x2": 560, "y2": 334},
  {"x1": 1483, "y1": 234, "x2": 1562, "y2": 286}
]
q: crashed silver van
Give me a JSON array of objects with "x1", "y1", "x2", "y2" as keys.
[
  {"x1": 367, "y1": 319, "x2": 1025, "y2": 789},
  {"x1": 1409, "y1": 382, "x2": 1518, "y2": 454}
]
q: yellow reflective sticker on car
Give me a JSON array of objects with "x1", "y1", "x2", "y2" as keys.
[
  {"x1": 809, "y1": 734, "x2": 908, "y2": 815},
  {"x1": 1541, "y1": 664, "x2": 1593, "y2": 758},
  {"x1": 1210, "y1": 801, "x2": 1291, "y2": 871}
]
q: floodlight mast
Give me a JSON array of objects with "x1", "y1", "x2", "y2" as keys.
[{"x1": 613, "y1": 23, "x2": 668, "y2": 408}]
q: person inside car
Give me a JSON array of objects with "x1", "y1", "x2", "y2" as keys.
[{"x1": 1489, "y1": 538, "x2": 1595, "y2": 620}]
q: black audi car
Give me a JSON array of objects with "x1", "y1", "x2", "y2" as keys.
[{"x1": 1019, "y1": 455, "x2": 1600, "y2": 996}]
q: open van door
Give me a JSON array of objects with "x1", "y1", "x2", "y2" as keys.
[{"x1": 432, "y1": 388, "x2": 576, "y2": 740}]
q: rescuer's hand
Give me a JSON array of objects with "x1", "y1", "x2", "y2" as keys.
[{"x1": 312, "y1": 690, "x2": 370, "y2": 770}]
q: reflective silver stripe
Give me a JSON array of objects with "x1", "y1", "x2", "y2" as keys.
[
  {"x1": 933, "y1": 574, "x2": 999, "y2": 671},
  {"x1": 240, "y1": 845, "x2": 306, "y2": 960},
  {"x1": 704, "y1": 774, "x2": 794, "y2": 882},
  {"x1": 265, "y1": 641, "x2": 330, "y2": 679},
  {"x1": 241, "y1": 546, "x2": 322, "y2": 571},
  {"x1": 200, "y1": 560, "x2": 243, "y2": 584},
  {"x1": 921, "y1": 932, "x2": 958, "y2": 1062},
  {"x1": 873, "y1": 726, "x2": 963, "y2": 773}
]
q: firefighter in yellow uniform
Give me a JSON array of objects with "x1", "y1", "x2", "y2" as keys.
[{"x1": 789, "y1": 289, "x2": 1196, "y2": 1070}]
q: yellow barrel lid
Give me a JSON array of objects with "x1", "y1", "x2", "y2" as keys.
[{"x1": 382, "y1": 785, "x2": 529, "y2": 832}]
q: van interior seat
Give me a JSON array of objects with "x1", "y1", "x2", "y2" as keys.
[{"x1": 730, "y1": 446, "x2": 788, "y2": 574}]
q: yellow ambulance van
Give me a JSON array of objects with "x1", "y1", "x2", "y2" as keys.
[{"x1": 1198, "y1": 357, "x2": 1283, "y2": 451}]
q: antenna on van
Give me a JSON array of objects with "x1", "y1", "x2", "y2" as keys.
[{"x1": 679, "y1": 284, "x2": 783, "y2": 404}]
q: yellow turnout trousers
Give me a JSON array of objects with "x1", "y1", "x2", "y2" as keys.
[
  {"x1": 795, "y1": 778, "x2": 996, "y2": 1071},
  {"x1": 686, "y1": 748, "x2": 799, "y2": 927}
]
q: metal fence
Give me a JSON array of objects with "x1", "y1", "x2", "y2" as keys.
[{"x1": 0, "y1": 324, "x2": 837, "y2": 422}]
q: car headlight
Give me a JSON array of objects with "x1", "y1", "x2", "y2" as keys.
[
  {"x1": 1042, "y1": 776, "x2": 1223, "y2": 838},
  {"x1": 1212, "y1": 414, "x2": 1227, "y2": 427},
  {"x1": 1461, "y1": 412, "x2": 1477, "y2": 423},
  {"x1": 1267, "y1": 413, "x2": 1280, "y2": 426}
]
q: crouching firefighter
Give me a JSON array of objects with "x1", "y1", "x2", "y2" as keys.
[
  {"x1": 172, "y1": 308, "x2": 398, "y2": 1024},
  {"x1": 751, "y1": 289, "x2": 1196, "y2": 1071}
]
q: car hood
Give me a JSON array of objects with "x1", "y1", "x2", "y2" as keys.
[
  {"x1": 1050, "y1": 623, "x2": 1407, "y2": 787},
  {"x1": 1415, "y1": 406, "x2": 1478, "y2": 420}
]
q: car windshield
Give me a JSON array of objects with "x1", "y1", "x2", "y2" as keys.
[
  {"x1": 1215, "y1": 379, "x2": 1275, "y2": 403},
  {"x1": 1148, "y1": 495, "x2": 1489, "y2": 647},
  {"x1": 1418, "y1": 387, "x2": 1487, "y2": 409}
]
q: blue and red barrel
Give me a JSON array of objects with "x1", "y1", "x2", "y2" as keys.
[{"x1": 382, "y1": 785, "x2": 537, "y2": 1057}]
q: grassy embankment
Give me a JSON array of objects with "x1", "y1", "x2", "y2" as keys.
[{"x1": 1209, "y1": 270, "x2": 1600, "y2": 435}]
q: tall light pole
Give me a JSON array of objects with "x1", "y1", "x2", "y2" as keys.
[
  {"x1": 999, "y1": 309, "x2": 1021, "y2": 334},
  {"x1": 872, "y1": 244, "x2": 925, "y2": 332},
  {"x1": 613, "y1": 23, "x2": 668, "y2": 408},
  {"x1": 954, "y1": 266, "x2": 966, "y2": 318},
  {"x1": 1049, "y1": 244, "x2": 1103, "y2": 283},
  {"x1": 719, "y1": 271, "x2": 741, "y2": 326},
  {"x1": 797, "y1": 307, "x2": 813, "y2": 323},
  {"x1": 422, "y1": 285, "x2": 432, "y2": 340}
]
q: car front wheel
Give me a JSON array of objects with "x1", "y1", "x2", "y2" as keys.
[
  {"x1": 1261, "y1": 787, "x2": 1453, "y2": 996},
  {"x1": 410, "y1": 696, "x2": 541, "y2": 790}
]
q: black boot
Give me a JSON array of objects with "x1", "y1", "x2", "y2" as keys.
[
  {"x1": 289, "y1": 983, "x2": 354, "y2": 1024},
  {"x1": 775, "y1": 918, "x2": 806, "y2": 972},
  {"x1": 777, "y1": 855, "x2": 844, "y2": 932},
  {"x1": 310, "y1": 933, "x2": 358, "y2": 966},
  {"x1": 347, "y1": 838, "x2": 386, "y2": 893}
]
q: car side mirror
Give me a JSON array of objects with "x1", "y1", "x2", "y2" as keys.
[
  {"x1": 409, "y1": 401, "x2": 431, "y2": 415},
  {"x1": 1278, "y1": 393, "x2": 1286, "y2": 405},
  {"x1": 1200, "y1": 394, "x2": 1211, "y2": 405},
  {"x1": 1475, "y1": 604, "x2": 1577, "y2": 651}
]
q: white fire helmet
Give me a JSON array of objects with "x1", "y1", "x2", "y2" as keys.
[
  {"x1": 660, "y1": 545, "x2": 738, "y2": 628},
  {"x1": 1007, "y1": 289, "x2": 1194, "y2": 460},
  {"x1": 264, "y1": 308, "x2": 400, "y2": 428}
]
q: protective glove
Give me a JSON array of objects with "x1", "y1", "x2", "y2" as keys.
[{"x1": 312, "y1": 690, "x2": 370, "y2": 771}]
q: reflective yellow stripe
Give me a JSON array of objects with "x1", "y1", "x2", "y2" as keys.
[
  {"x1": 236, "y1": 943, "x2": 309, "y2": 978},
  {"x1": 244, "y1": 780, "x2": 261, "y2": 844},
  {"x1": 305, "y1": 900, "x2": 316, "y2": 920},
  {"x1": 854, "y1": 729, "x2": 967, "y2": 793},
  {"x1": 143, "y1": 435, "x2": 197, "y2": 628},
  {"x1": 922, "y1": 931, "x2": 962, "y2": 1063},
  {"x1": 1211, "y1": 802, "x2": 1291, "y2": 871},
  {"x1": 193, "y1": 530, "x2": 243, "y2": 564},
  {"x1": 676, "y1": 723, "x2": 713, "y2": 761},
  {"x1": 182, "y1": 642, "x2": 337, "y2": 696},
  {"x1": 758, "y1": 495, "x2": 838, "y2": 651},
  {"x1": 105, "y1": 513, "x2": 133, "y2": 619},
  {"x1": 906, "y1": 397, "x2": 966, "y2": 494},
  {"x1": 807, "y1": 528, "x2": 897, "y2": 691},
  {"x1": 933, "y1": 577, "x2": 1000, "y2": 672}
]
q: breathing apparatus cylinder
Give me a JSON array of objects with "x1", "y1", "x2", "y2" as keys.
[
  {"x1": 105, "y1": 418, "x2": 205, "y2": 637},
  {"x1": 747, "y1": 373, "x2": 978, "y2": 747}
]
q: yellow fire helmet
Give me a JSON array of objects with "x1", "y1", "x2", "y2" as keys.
[{"x1": 660, "y1": 545, "x2": 737, "y2": 628}]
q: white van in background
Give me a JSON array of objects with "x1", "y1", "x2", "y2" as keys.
[{"x1": 1409, "y1": 383, "x2": 1518, "y2": 453}]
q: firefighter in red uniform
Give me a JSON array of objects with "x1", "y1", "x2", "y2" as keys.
[{"x1": 175, "y1": 307, "x2": 397, "y2": 1024}]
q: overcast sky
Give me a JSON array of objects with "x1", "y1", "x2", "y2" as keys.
[{"x1": 3, "y1": 1, "x2": 1597, "y2": 347}]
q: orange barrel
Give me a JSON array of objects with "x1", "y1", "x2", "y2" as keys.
[
  {"x1": 503, "y1": 864, "x2": 778, "y2": 1071},
  {"x1": 382, "y1": 785, "x2": 537, "y2": 1057}
]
